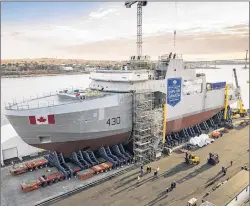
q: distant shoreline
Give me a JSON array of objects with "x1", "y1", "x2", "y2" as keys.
[{"x1": 1, "y1": 71, "x2": 90, "y2": 78}]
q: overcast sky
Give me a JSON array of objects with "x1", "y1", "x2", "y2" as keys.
[{"x1": 1, "y1": 2, "x2": 249, "y2": 60}]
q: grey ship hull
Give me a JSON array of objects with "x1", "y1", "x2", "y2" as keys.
[
  {"x1": 6, "y1": 93, "x2": 133, "y2": 156},
  {"x1": 5, "y1": 88, "x2": 231, "y2": 156},
  {"x1": 5, "y1": 56, "x2": 240, "y2": 157}
]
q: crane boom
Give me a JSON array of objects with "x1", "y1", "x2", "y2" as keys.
[
  {"x1": 233, "y1": 68, "x2": 239, "y2": 88},
  {"x1": 232, "y1": 68, "x2": 248, "y2": 117},
  {"x1": 125, "y1": 1, "x2": 147, "y2": 56}
]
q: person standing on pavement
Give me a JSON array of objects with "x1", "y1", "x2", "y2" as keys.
[
  {"x1": 230, "y1": 160, "x2": 233, "y2": 166},
  {"x1": 140, "y1": 169, "x2": 143, "y2": 177},
  {"x1": 154, "y1": 170, "x2": 157, "y2": 178},
  {"x1": 137, "y1": 175, "x2": 140, "y2": 183}
]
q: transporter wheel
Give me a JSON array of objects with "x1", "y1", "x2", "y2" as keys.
[
  {"x1": 39, "y1": 165, "x2": 43, "y2": 169},
  {"x1": 48, "y1": 181, "x2": 53, "y2": 186},
  {"x1": 29, "y1": 168, "x2": 33, "y2": 172},
  {"x1": 96, "y1": 171, "x2": 99, "y2": 174},
  {"x1": 54, "y1": 179, "x2": 59, "y2": 183},
  {"x1": 42, "y1": 182, "x2": 47, "y2": 188}
]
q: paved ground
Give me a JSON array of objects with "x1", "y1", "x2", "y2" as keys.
[
  {"x1": 1, "y1": 161, "x2": 133, "y2": 206},
  {"x1": 52, "y1": 125, "x2": 249, "y2": 206},
  {"x1": 204, "y1": 169, "x2": 249, "y2": 205}
]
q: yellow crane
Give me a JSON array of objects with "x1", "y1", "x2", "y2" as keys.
[{"x1": 231, "y1": 68, "x2": 248, "y2": 117}]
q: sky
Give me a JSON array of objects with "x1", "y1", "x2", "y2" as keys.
[{"x1": 1, "y1": 2, "x2": 249, "y2": 60}]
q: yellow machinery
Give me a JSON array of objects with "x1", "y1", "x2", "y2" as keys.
[
  {"x1": 185, "y1": 152, "x2": 200, "y2": 165},
  {"x1": 235, "y1": 99, "x2": 248, "y2": 117},
  {"x1": 230, "y1": 68, "x2": 248, "y2": 117},
  {"x1": 223, "y1": 84, "x2": 230, "y2": 120}
]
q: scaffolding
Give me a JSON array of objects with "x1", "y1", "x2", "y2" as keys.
[{"x1": 132, "y1": 91, "x2": 164, "y2": 163}]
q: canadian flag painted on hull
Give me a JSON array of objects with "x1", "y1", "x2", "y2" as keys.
[{"x1": 29, "y1": 115, "x2": 55, "y2": 125}]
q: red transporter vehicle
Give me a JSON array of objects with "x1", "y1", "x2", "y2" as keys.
[
  {"x1": 21, "y1": 172, "x2": 65, "y2": 193},
  {"x1": 91, "y1": 164, "x2": 105, "y2": 174},
  {"x1": 99, "y1": 162, "x2": 113, "y2": 172},
  {"x1": 77, "y1": 169, "x2": 95, "y2": 181},
  {"x1": 90, "y1": 162, "x2": 113, "y2": 174},
  {"x1": 10, "y1": 158, "x2": 48, "y2": 176}
]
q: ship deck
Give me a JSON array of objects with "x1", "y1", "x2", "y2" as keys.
[{"x1": 1, "y1": 122, "x2": 249, "y2": 206}]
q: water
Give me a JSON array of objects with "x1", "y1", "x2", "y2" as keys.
[
  {"x1": 1, "y1": 65, "x2": 249, "y2": 127},
  {"x1": 1, "y1": 74, "x2": 91, "y2": 126}
]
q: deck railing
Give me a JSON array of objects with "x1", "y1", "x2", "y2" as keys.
[
  {"x1": 5, "y1": 92, "x2": 57, "y2": 110},
  {"x1": 5, "y1": 91, "x2": 108, "y2": 111}
]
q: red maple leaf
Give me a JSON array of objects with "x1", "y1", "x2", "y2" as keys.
[{"x1": 37, "y1": 116, "x2": 47, "y2": 123}]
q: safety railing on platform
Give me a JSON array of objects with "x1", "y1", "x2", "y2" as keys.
[
  {"x1": 5, "y1": 90, "x2": 109, "y2": 111},
  {"x1": 5, "y1": 92, "x2": 57, "y2": 110}
]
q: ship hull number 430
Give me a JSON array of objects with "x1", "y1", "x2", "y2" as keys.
[{"x1": 106, "y1": 117, "x2": 120, "y2": 126}]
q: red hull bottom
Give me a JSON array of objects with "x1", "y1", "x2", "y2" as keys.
[
  {"x1": 31, "y1": 107, "x2": 223, "y2": 156},
  {"x1": 166, "y1": 107, "x2": 223, "y2": 133}
]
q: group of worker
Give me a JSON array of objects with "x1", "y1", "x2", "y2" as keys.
[{"x1": 137, "y1": 165, "x2": 160, "y2": 183}]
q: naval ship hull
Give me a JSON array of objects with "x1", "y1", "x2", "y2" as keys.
[
  {"x1": 5, "y1": 57, "x2": 239, "y2": 157},
  {"x1": 27, "y1": 107, "x2": 222, "y2": 156},
  {"x1": 5, "y1": 90, "x2": 227, "y2": 156}
]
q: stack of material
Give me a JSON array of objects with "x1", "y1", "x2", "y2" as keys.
[{"x1": 189, "y1": 134, "x2": 214, "y2": 147}]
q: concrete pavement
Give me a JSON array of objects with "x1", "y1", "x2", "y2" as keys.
[{"x1": 53, "y1": 125, "x2": 249, "y2": 206}]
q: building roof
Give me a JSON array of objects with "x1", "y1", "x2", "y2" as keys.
[
  {"x1": 1, "y1": 124, "x2": 18, "y2": 144},
  {"x1": 204, "y1": 170, "x2": 249, "y2": 206}
]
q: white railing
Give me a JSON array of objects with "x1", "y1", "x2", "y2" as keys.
[
  {"x1": 5, "y1": 92, "x2": 110, "y2": 111},
  {"x1": 5, "y1": 92, "x2": 59, "y2": 111}
]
